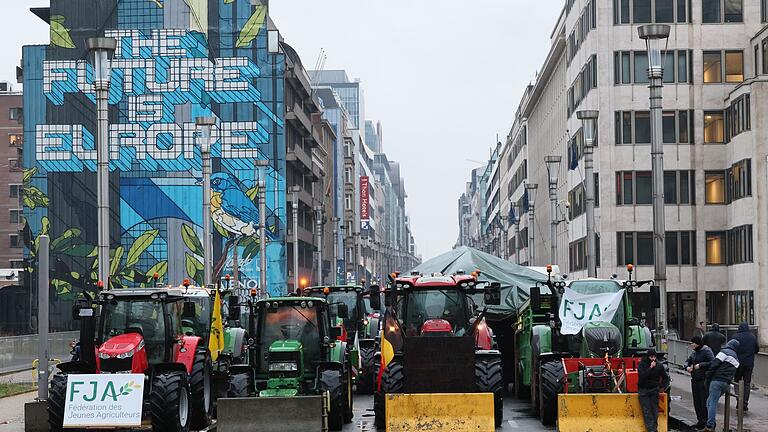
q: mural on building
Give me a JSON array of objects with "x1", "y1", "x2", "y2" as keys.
[{"x1": 23, "y1": 0, "x2": 286, "y2": 329}]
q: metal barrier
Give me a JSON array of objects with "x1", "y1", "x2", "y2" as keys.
[
  {"x1": 0, "y1": 331, "x2": 78, "y2": 374},
  {"x1": 667, "y1": 338, "x2": 768, "y2": 388}
]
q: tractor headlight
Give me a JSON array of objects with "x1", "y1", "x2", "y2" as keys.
[
  {"x1": 116, "y1": 348, "x2": 136, "y2": 359},
  {"x1": 269, "y1": 362, "x2": 298, "y2": 372},
  {"x1": 98, "y1": 352, "x2": 111, "y2": 359}
]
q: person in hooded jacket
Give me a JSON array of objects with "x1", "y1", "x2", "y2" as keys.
[
  {"x1": 638, "y1": 348, "x2": 670, "y2": 432},
  {"x1": 703, "y1": 339, "x2": 740, "y2": 432},
  {"x1": 702, "y1": 323, "x2": 726, "y2": 357},
  {"x1": 733, "y1": 322, "x2": 758, "y2": 411},
  {"x1": 684, "y1": 335, "x2": 714, "y2": 429}
]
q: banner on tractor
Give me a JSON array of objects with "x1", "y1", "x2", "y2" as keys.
[
  {"x1": 63, "y1": 374, "x2": 144, "y2": 428},
  {"x1": 559, "y1": 288, "x2": 625, "y2": 335}
]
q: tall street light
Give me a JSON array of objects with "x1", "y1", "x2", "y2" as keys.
[
  {"x1": 255, "y1": 159, "x2": 270, "y2": 297},
  {"x1": 577, "y1": 110, "x2": 599, "y2": 278},
  {"x1": 545, "y1": 156, "x2": 562, "y2": 266},
  {"x1": 290, "y1": 185, "x2": 301, "y2": 292},
  {"x1": 500, "y1": 215, "x2": 509, "y2": 260},
  {"x1": 525, "y1": 183, "x2": 538, "y2": 265},
  {"x1": 511, "y1": 201, "x2": 521, "y2": 265},
  {"x1": 639, "y1": 24, "x2": 670, "y2": 339},
  {"x1": 87, "y1": 37, "x2": 116, "y2": 289},
  {"x1": 196, "y1": 117, "x2": 216, "y2": 288}
]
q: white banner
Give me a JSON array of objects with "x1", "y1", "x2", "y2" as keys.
[
  {"x1": 558, "y1": 288, "x2": 625, "y2": 335},
  {"x1": 63, "y1": 374, "x2": 144, "y2": 428}
]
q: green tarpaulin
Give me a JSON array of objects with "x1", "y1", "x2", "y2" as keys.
[{"x1": 411, "y1": 246, "x2": 547, "y2": 322}]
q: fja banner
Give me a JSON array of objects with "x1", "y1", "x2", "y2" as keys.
[{"x1": 558, "y1": 288, "x2": 625, "y2": 335}]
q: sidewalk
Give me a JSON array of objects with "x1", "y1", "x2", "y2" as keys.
[{"x1": 670, "y1": 368, "x2": 768, "y2": 431}]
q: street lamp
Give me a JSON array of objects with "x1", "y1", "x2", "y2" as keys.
[
  {"x1": 544, "y1": 156, "x2": 562, "y2": 266},
  {"x1": 290, "y1": 185, "x2": 301, "y2": 292},
  {"x1": 255, "y1": 159, "x2": 270, "y2": 297},
  {"x1": 87, "y1": 37, "x2": 116, "y2": 290},
  {"x1": 510, "y1": 201, "x2": 521, "y2": 265},
  {"x1": 577, "y1": 110, "x2": 599, "y2": 278},
  {"x1": 195, "y1": 117, "x2": 216, "y2": 288},
  {"x1": 314, "y1": 205, "x2": 324, "y2": 285},
  {"x1": 500, "y1": 215, "x2": 509, "y2": 260},
  {"x1": 525, "y1": 183, "x2": 538, "y2": 265},
  {"x1": 639, "y1": 24, "x2": 670, "y2": 341}
]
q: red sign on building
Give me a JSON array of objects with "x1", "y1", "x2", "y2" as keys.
[{"x1": 360, "y1": 176, "x2": 370, "y2": 222}]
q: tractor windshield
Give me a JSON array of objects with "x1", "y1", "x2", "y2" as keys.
[
  {"x1": 258, "y1": 304, "x2": 320, "y2": 374},
  {"x1": 327, "y1": 291, "x2": 358, "y2": 329},
  {"x1": 402, "y1": 289, "x2": 469, "y2": 336},
  {"x1": 184, "y1": 296, "x2": 212, "y2": 339},
  {"x1": 100, "y1": 299, "x2": 171, "y2": 364}
]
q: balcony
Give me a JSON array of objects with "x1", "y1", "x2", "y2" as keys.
[{"x1": 286, "y1": 102, "x2": 312, "y2": 136}]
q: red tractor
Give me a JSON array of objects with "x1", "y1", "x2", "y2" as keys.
[
  {"x1": 370, "y1": 273, "x2": 504, "y2": 427},
  {"x1": 47, "y1": 288, "x2": 214, "y2": 432}
]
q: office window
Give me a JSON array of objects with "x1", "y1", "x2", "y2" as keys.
[
  {"x1": 706, "y1": 232, "x2": 727, "y2": 265},
  {"x1": 763, "y1": 0, "x2": 768, "y2": 22},
  {"x1": 664, "y1": 170, "x2": 695, "y2": 205},
  {"x1": 655, "y1": 0, "x2": 674, "y2": 22},
  {"x1": 634, "y1": 0, "x2": 652, "y2": 22},
  {"x1": 616, "y1": 110, "x2": 692, "y2": 145},
  {"x1": 678, "y1": 111, "x2": 690, "y2": 143},
  {"x1": 703, "y1": 51, "x2": 722, "y2": 83},
  {"x1": 615, "y1": 0, "x2": 688, "y2": 23},
  {"x1": 615, "y1": 50, "x2": 690, "y2": 84},
  {"x1": 755, "y1": 45, "x2": 760, "y2": 77},
  {"x1": 677, "y1": 0, "x2": 688, "y2": 22},
  {"x1": 726, "y1": 94, "x2": 750, "y2": 140},
  {"x1": 704, "y1": 111, "x2": 725, "y2": 143},
  {"x1": 662, "y1": 111, "x2": 676, "y2": 143},
  {"x1": 705, "y1": 172, "x2": 726, "y2": 204},
  {"x1": 703, "y1": 0, "x2": 722, "y2": 22},
  {"x1": 724, "y1": 0, "x2": 743, "y2": 22},
  {"x1": 727, "y1": 159, "x2": 751, "y2": 201},
  {"x1": 725, "y1": 51, "x2": 744, "y2": 82},
  {"x1": 8, "y1": 107, "x2": 21, "y2": 121},
  {"x1": 9, "y1": 184, "x2": 20, "y2": 199},
  {"x1": 616, "y1": 171, "x2": 653, "y2": 205},
  {"x1": 9, "y1": 209, "x2": 20, "y2": 224},
  {"x1": 666, "y1": 231, "x2": 696, "y2": 265},
  {"x1": 344, "y1": 194, "x2": 352, "y2": 210},
  {"x1": 634, "y1": 52, "x2": 649, "y2": 84},
  {"x1": 728, "y1": 225, "x2": 753, "y2": 264},
  {"x1": 677, "y1": 51, "x2": 688, "y2": 82},
  {"x1": 617, "y1": 232, "x2": 654, "y2": 266},
  {"x1": 635, "y1": 112, "x2": 651, "y2": 143},
  {"x1": 9, "y1": 234, "x2": 20, "y2": 249},
  {"x1": 8, "y1": 134, "x2": 22, "y2": 147},
  {"x1": 707, "y1": 291, "x2": 754, "y2": 326}
]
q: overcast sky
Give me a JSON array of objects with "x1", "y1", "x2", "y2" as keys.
[{"x1": 0, "y1": 1, "x2": 563, "y2": 261}]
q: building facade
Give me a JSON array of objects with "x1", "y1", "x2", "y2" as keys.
[{"x1": 461, "y1": 0, "x2": 768, "y2": 344}]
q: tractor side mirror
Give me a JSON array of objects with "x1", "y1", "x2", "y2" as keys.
[
  {"x1": 329, "y1": 326, "x2": 342, "y2": 339},
  {"x1": 182, "y1": 301, "x2": 197, "y2": 319},
  {"x1": 484, "y1": 283, "x2": 501, "y2": 306},
  {"x1": 336, "y1": 303, "x2": 349, "y2": 319},
  {"x1": 369, "y1": 285, "x2": 381, "y2": 310},
  {"x1": 228, "y1": 296, "x2": 241, "y2": 320},
  {"x1": 530, "y1": 286, "x2": 542, "y2": 312}
]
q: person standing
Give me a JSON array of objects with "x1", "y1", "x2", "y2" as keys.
[
  {"x1": 702, "y1": 323, "x2": 726, "y2": 357},
  {"x1": 732, "y1": 322, "x2": 758, "y2": 411},
  {"x1": 638, "y1": 348, "x2": 670, "y2": 432},
  {"x1": 685, "y1": 336, "x2": 714, "y2": 429},
  {"x1": 703, "y1": 339, "x2": 740, "y2": 432},
  {"x1": 694, "y1": 321, "x2": 706, "y2": 339}
]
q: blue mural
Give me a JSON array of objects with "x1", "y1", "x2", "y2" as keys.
[{"x1": 23, "y1": 0, "x2": 287, "y2": 324}]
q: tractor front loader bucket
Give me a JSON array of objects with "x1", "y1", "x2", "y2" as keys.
[
  {"x1": 557, "y1": 393, "x2": 668, "y2": 432},
  {"x1": 217, "y1": 395, "x2": 328, "y2": 432},
  {"x1": 385, "y1": 393, "x2": 495, "y2": 432}
]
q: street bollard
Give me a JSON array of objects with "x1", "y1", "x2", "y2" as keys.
[
  {"x1": 37, "y1": 235, "x2": 50, "y2": 400},
  {"x1": 723, "y1": 385, "x2": 730, "y2": 432},
  {"x1": 736, "y1": 380, "x2": 744, "y2": 432}
]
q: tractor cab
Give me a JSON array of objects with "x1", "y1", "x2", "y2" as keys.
[{"x1": 304, "y1": 285, "x2": 364, "y2": 341}]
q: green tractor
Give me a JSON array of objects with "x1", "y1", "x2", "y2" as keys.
[
  {"x1": 223, "y1": 295, "x2": 354, "y2": 431},
  {"x1": 304, "y1": 285, "x2": 379, "y2": 394},
  {"x1": 514, "y1": 265, "x2": 656, "y2": 425}
]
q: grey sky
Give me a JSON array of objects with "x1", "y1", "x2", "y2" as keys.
[{"x1": 0, "y1": 1, "x2": 563, "y2": 261}]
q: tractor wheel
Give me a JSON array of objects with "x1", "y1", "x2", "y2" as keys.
[
  {"x1": 189, "y1": 348, "x2": 213, "y2": 429},
  {"x1": 475, "y1": 356, "x2": 504, "y2": 427},
  {"x1": 374, "y1": 361, "x2": 403, "y2": 429},
  {"x1": 357, "y1": 345, "x2": 376, "y2": 394},
  {"x1": 319, "y1": 368, "x2": 345, "y2": 431},
  {"x1": 150, "y1": 371, "x2": 191, "y2": 432},
  {"x1": 539, "y1": 360, "x2": 564, "y2": 426},
  {"x1": 227, "y1": 371, "x2": 253, "y2": 397},
  {"x1": 47, "y1": 374, "x2": 69, "y2": 432}
]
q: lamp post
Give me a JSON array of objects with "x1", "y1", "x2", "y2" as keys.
[
  {"x1": 290, "y1": 185, "x2": 301, "y2": 292},
  {"x1": 577, "y1": 110, "x2": 599, "y2": 278},
  {"x1": 195, "y1": 117, "x2": 216, "y2": 288},
  {"x1": 255, "y1": 159, "x2": 270, "y2": 297},
  {"x1": 87, "y1": 37, "x2": 116, "y2": 289},
  {"x1": 500, "y1": 215, "x2": 509, "y2": 260},
  {"x1": 314, "y1": 205, "x2": 324, "y2": 285},
  {"x1": 639, "y1": 24, "x2": 670, "y2": 339},
  {"x1": 545, "y1": 156, "x2": 562, "y2": 266},
  {"x1": 332, "y1": 217, "x2": 340, "y2": 284},
  {"x1": 511, "y1": 201, "x2": 521, "y2": 265},
  {"x1": 525, "y1": 183, "x2": 538, "y2": 265}
]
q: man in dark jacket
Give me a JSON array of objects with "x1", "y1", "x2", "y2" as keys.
[
  {"x1": 733, "y1": 322, "x2": 758, "y2": 410},
  {"x1": 702, "y1": 323, "x2": 726, "y2": 357},
  {"x1": 638, "y1": 348, "x2": 670, "y2": 432},
  {"x1": 704, "y1": 339, "x2": 740, "y2": 432},
  {"x1": 685, "y1": 336, "x2": 714, "y2": 428}
]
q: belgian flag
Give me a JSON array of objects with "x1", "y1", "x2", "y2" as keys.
[{"x1": 376, "y1": 306, "x2": 403, "y2": 391}]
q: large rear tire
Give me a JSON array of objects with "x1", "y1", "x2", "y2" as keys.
[
  {"x1": 227, "y1": 371, "x2": 253, "y2": 397},
  {"x1": 189, "y1": 348, "x2": 213, "y2": 429},
  {"x1": 374, "y1": 361, "x2": 403, "y2": 429},
  {"x1": 150, "y1": 371, "x2": 191, "y2": 432},
  {"x1": 47, "y1": 374, "x2": 68, "y2": 432},
  {"x1": 539, "y1": 360, "x2": 564, "y2": 426},
  {"x1": 475, "y1": 356, "x2": 504, "y2": 427},
  {"x1": 319, "y1": 368, "x2": 345, "y2": 431},
  {"x1": 357, "y1": 345, "x2": 376, "y2": 394}
]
